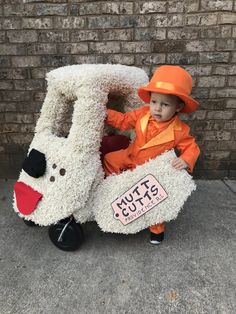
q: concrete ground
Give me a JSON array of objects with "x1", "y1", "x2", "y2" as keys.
[{"x1": 0, "y1": 179, "x2": 235, "y2": 314}]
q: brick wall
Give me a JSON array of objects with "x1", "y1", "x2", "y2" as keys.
[{"x1": 0, "y1": 0, "x2": 236, "y2": 179}]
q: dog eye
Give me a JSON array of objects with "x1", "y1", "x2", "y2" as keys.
[
  {"x1": 50, "y1": 176, "x2": 55, "y2": 182},
  {"x1": 59, "y1": 168, "x2": 66, "y2": 176}
]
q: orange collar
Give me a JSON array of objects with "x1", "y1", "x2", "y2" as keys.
[{"x1": 140, "y1": 112, "x2": 182, "y2": 150}]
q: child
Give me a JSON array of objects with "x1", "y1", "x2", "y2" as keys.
[{"x1": 104, "y1": 65, "x2": 200, "y2": 245}]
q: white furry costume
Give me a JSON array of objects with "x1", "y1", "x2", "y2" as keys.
[{"x1": 13, "y1": 64, "x2": 196, "y2": 233}]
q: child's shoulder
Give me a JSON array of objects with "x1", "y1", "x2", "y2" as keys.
[
  {"x1": 178, "y1": 118, "x2": 190, "y2": 129},
  {"x1": 176, "y1": 115, "x2": 188, "y2": 127},
  {"x1": 176, "y1": 115, "x2": 191, "y2": 134},
  {"x1": 175, "y1": 115, "x2": 198, "y2": 141}
]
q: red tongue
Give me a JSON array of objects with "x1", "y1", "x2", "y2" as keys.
[{"x1": 14, "y1": 182, "x2": 43, "y2": 215}]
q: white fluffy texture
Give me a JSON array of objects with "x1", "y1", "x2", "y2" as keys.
[
  {"x1": 78, "y1": 149, "x2": 196, "y2": 234},
  {"x1": 13, "y1": 64, "x2": 148, "y2": 226},
  {"x1": 13, "y1": 63, "x2": 196, "y2": 232}
]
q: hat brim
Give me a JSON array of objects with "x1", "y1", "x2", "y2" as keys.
[{"x1": 138, "y1": 86, "x2": 199, "y2": 113}]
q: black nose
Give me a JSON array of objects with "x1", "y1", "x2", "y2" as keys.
[{"x1": 22, "y1": 149, "x2": 46, "y2": 178}]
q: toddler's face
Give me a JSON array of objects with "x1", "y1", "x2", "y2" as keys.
[{"x1": 149, "y1": 92, "x2": 183, "y2": 122}]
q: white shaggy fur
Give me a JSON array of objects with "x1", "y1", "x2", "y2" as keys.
[
  {"x1": 13, "y1": 64, "x2": 148, "y2": 226},
  {"x1": 13, "y1": 64, "x2": 196, "y2": 234},
  {"x1": 79, "y1": 149, "x2": 196, "y2": 234}
]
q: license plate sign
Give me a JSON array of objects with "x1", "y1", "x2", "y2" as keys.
[{"x1": 112, "y1": 174, "x2": 168, "y2": 225}]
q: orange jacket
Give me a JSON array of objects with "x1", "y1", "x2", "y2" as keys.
[{"x1": 106, "y1": 106, "x2": 200, "y2": 173}]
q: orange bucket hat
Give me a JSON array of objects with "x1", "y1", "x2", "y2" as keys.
[{"x1": 137, "y1": 65, "x2": 199, "y2": 113}]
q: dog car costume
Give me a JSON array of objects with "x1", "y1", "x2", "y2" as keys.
[{"x1": 13, "y1": 64, "x2": 196, "y2": 234}]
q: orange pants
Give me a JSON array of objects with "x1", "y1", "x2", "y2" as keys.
[{"x1": 104, "y1": 150, "x2": 165, "y2": 235}]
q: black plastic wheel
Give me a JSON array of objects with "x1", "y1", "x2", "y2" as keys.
[
  {"x1": 48, "y1": 217, "x2": 84, "y2": 251},
  {"x1": 23, "y1": 218, "x2": 38, "y2": 227}
]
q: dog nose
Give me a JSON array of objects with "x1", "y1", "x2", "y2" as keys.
[{"x1": 22, "y1": 149, "x2": 46, "y2": 178}]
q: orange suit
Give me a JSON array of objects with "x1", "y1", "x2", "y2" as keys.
[{"x1": 104, "y1": 106, "x2": 200, "y2": 234}]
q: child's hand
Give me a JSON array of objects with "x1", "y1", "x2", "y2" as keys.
[{"x1": 171, "y1": 158, "x2": 188, "y2": 170}]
